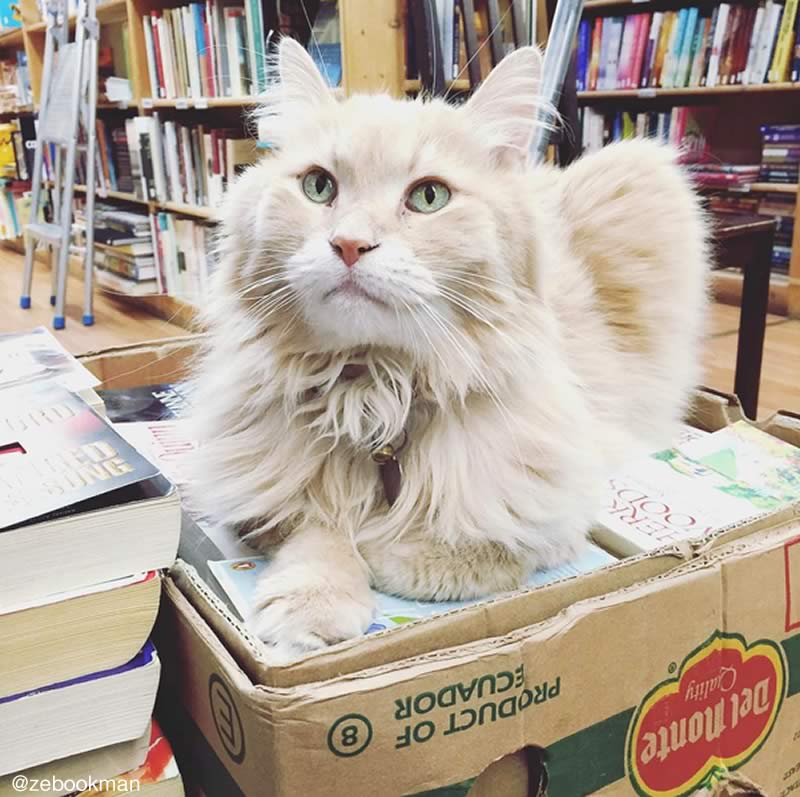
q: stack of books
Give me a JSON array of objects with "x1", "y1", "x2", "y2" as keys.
[
  {"x1": 577, "y1": 1, "x2": 800, "y2": 92},
  {"x1": 760, "y1": 124, "x2": 800, "y2": 184},
  {"x1": 0, "y1": 329, "x2": 182, "y2": 793},
  {"x1": 580, "y1": 106, "x2": 712, "y2": 155},
  {"x1": 758, "y1": 191, "x2": 796, "y2": 274},
  {"x1": 92, "y1": 205, "x2": 158, "y2": 297},
  {"x1": 688, "y1": 162, "x2": 762, "y2": 189}
]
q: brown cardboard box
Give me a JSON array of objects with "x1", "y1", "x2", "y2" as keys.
[{"x1": 81, "y1": 339, "x2": 800, "y2": 797}]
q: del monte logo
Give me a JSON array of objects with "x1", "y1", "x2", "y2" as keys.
[{"x1": 627, "y1": 631, "x2": 786, "y2": 797}]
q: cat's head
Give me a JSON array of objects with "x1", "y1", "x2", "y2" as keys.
[{"x1": 232, "y1": 37, "x2": 545, "y2": 358}]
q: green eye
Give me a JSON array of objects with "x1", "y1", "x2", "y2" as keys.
[
  {"x1": 407, "y1": 180, "x2": 451, "y2": 213},
  {"x1": 302, "y1": 168, "x2": 337, "y2": 204}
]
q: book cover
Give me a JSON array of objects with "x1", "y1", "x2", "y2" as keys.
[
  {"x1": 99, "y1": 383, "x2": 194, "y2": 424},
  {"x1": 755, "y1": 2, "x2": 783, "y2": 83},
  {"x1": 0, "y1": 384, "x2": 163, "y2": 529},
  {"x1": 208, "y1": 544, "x2": 618, "y2": 632},
  {"x1": 661, "y1": 7, "x2": 687, "y2": 88},
  {"x1": 0, "y1": 328, "x2": 98, "y2": 395},
  {"x1": 743, "y1": 5, "x2": 766, "y2": 84}
]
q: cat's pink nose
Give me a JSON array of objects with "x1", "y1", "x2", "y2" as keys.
[{"x1": 330, "y1": 237, "x2": 378, "y2": 268}]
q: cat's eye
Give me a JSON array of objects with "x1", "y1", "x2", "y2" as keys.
[
  {"x1": 301, "y1": 168, "x2": 337, "y2": 204},
  {"x1": 406, "y1": 180, "x2": 451, "y2": 214}
]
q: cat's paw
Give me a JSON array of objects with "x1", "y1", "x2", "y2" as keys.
[{"x1": 249, "y1": 563, "x2": 375, "y2": 662}]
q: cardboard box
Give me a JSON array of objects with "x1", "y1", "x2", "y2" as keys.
[{"x1": 81, "y1": 340, "x2": 800, "y2": 797}]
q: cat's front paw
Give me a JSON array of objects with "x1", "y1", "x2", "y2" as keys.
[{"x1": 250, "y1": 563, "x2": 375, "y2": 662}]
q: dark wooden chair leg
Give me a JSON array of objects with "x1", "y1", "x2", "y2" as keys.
[{"x1": 734, "y1": 230, "x2": 773, "y2": 420}]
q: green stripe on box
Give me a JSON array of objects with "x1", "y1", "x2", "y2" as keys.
[
  {"x1": 546, "y1": 708, "x2": 635, "y2": 795},
  {"x1": 782, "y1": 634, "x2": 800, "y2": 696},
  {"x1": 406, "y1": 780, "x2": 476, "y2": 797}
]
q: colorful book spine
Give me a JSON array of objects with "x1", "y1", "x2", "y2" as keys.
[
  {"x1": 706, "y1": 3, "x2": 731, "y2": 86},
  {"x1": 770, "y1": 0, "x2": 798, "y2": 80},
  {"x1": 652, "y1": 11, "x2": 675, "y2": 86},
  {"x1": 577, "y1": 18, "x2": 590, "y2": 91},
  {"x1": 617, "y1": 14, "x2": 638, "y2": 89},
  {"x1": 630, "y1": 14, "x2": 651, "y2": 88},
  {"x1": 589, "y1": 17, "x2": 603, "y2": 90},
  {"x1": 676, "y1": 7, "x2": 700, "y2": 87},
  {"x1": 641, "y1": 12, "x2": 662, "y2": 87}
]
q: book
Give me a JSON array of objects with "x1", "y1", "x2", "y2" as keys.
[
  {"x1": 588, "y1": 16, "x2": 603, "y2": 90},
  {"x1": 99, "y1": 382, "x2": 194, "y2": 423},
  {"x1": 0, "y1": 572, "x2": 160, "y2": 698},
  {"x1": 640, "y1": 12, "x2": 662, "y2": 87},
  {"x1": 770, "y1": 0, "x2": 798, "y2": 80},
  {"x1": 0, "y1": 644, "x2": 160, "y2": 777},
  {"x1": 594, "y1": 422, "x2": 800, "y2": 557},
  {"x1": 0, "y1": 723, "x2": 151, "y2": 797},
  {"x1": 706, "y1": 3, "x2": 731, "y2": 86},
  {"x1": 69, "y1": 719, "x2": 183, "y2": 796},
  {"x1": 0, "y1": 327, "x2": 103, "y2": 414},
  {"x1": 208, "y1": 543, "x2": 618, "y2": 633},
  {"x1": 0, "y1": 384, "x2": 180, "y2": 606}
]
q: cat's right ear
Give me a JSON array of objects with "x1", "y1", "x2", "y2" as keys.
[
  {"x1": 276, "y1": 37, "x2": 335, "y2": 109},
  {"x1": 257, "y1": 37, "x2": 335, "y2": 145},
  {"x1": 464, "y1": 46, "x2": 545, "y2": 161}
]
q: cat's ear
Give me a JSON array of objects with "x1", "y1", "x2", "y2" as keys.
[
  {"x1": 277, "y1": 36, "x2": 334, "y2": 108},
  {"x1": 256, "y1": 37, "x2": 335, "y2": 145},
  {"x1": 464, "y1": 46, "x2": 545, "y2": 160}
]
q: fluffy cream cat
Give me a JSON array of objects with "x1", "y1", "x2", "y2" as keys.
[{"x1": 188, "y1": 38, "x2": 709, "y2": 659}]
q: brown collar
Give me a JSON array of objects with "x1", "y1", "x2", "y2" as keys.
[{"x1": 339, "y1": 363, "x2": 406, "y2": 507}]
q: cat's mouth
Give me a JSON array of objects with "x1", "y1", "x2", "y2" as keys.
[{"x1": 323, "y1": 279, "x2": 389, "y2": 308}]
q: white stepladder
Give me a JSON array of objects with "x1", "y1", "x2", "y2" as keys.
[{"x1": 20, "y1": 0, "x2": 101, "y2": 329}]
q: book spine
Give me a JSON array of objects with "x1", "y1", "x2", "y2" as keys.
[
  {"x1": 150, "y1": 11, "x2": 166, "y2": 98},
  {"x1": 142, "y1": 15, "x2": 159, "y2": 98},
  {"x1": 204, "y1": 0, "x2": 217, "y2": 96},
  {"x1": 758, "y1": 3, "x2": 783, "y2": 82},
  {"x1": 677, "y1": 7, "x2": 699, "y2": 87},
  {"x1": 707, "y1": 3, "x2": 730, "y2": 86},
  {"x1": 577, "y1": 19, "x2": 589, "y2": 91},
  {"x1": 665, "y1": 9, "x2": 688, "y2": 88},
  {"x1": 652, "y1": 11, "x2": 674, "y2": 86},
  {"x1": 792, "y1": 10, "x2": 800, "y2": 80},
  {"x1": 743, "y1": 6, "x2": 766, "y2": 84},
  {"x1": 770, "y1": 0, "x2": 798, "y2": 80},
  {"x1": 719, "y1": 4, "x2": 740, "y2": 84},
  {"x1": 641, "y1": 12, "x2": 662, "y2": 87},
  {"x1": 735, "y1": 7, "x2": 756, "y2": 82},
  {"x1": 617, "y1": 15, "x2": 637, "y2": 89},
  {"x1": 631, "y1": 14, "x2": 651, "y2": 89},
  {"x1": 589, "y1": 17, "x2": 603, "y2": 90}
]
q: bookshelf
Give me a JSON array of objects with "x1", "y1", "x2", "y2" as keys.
[
  {"x1": 575, "y1": 0, "x2": 800, "y2": 317},
  {"x1": 0, "y1": 0, "x2": 405, "y2": 324}
]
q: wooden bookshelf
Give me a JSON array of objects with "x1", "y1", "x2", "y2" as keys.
[
  {"x1": 404, "y1": 78, "x2": 472, "y2": 93},
  {"x1": 579, "y1": 83, "x2": 800, "y2": 101}
]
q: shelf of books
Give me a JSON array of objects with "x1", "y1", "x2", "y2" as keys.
[
  {"x1": 0, "y1": 0, "x2": 395, "y2": 325},
  {"x1": 575, "y1": 0, "x2": 800, "y2": 315}
]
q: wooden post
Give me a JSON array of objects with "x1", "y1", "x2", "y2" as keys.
[{"x1": 340, "y1": 0, "x2": 405, "y2": 97}]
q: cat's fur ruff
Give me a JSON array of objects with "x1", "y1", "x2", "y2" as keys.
[{"x1": 188, "y1": 39, "x2": 709, "y2": 659}]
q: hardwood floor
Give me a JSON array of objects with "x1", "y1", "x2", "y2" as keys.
[
  {"x1": 0, "y1": 246, "x2": 188, "y2": 354},
  {"x1": 0, "y1": 245, "x2": 797, "y2": 419}
]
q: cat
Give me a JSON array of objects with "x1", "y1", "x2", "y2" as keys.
[{"x1": 187, "y1": 37, "x2": 709, "y2": 660}]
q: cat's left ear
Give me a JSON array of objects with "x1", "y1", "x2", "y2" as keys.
[{"x1": 464, "y1": 47, "x2": 544, "y2": 160}]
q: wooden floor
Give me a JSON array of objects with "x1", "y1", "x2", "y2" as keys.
[{"x1": 0, "y1": 245, "x2": 798, "y2": 419}]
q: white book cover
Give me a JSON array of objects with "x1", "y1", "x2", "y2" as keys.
[
  {"x1": 706, "y1": 2, "x2": 730, "y2": 87},
  {"x1": 142, "y1": 15, "x2": 159, "y2": 98},
  {"x1": 156, "y1": 17, "x2": 174, "y2": 97},
  {"x1": 163, "y1": 121, "x2": 182, "y2": 202},
  {"x1": 742, "y1": 5, "x2": 765, "y2": 83},
  {"x1": 225, "y1": 11, "x2": 244, "y2": 96},
  {"x1": 754, "y1": 2, "x2": 780, "y2": 84},
  {"x1": 182, "y1": 6, "x2": 201, "y2": 98},
  {"x1": 606, "y1": 18, "x2": 625, "y2": 90},
  {"x1": 116, "y1": 419, "x2": 197, "y2": 489}
]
